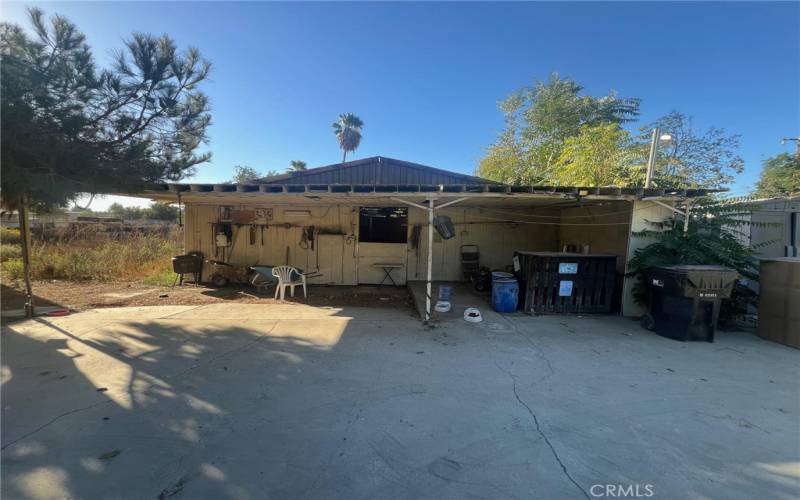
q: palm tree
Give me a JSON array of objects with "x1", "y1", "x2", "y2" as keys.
[
  {"x1": 287, "y1": 160, "x2": 307, "y2": 172},
  {"x1": 332, "y1": 113, "x2": 364, "y2": 163}
]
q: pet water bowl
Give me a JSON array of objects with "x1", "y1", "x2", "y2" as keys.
[{"x1": 464, "y1": 307, "x2": 483, "y2": 323}]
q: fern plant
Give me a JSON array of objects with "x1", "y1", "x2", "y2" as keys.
[{"x1": 627, "y1": 196, "x2": 774, "y2": 321}]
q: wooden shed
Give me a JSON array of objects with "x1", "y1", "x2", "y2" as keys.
[{"x1": 136, "y1": 156, "x2": 713, "y2": 320}]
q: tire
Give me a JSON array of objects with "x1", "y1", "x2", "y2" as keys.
[{"x1": 210, "y1": 273, "x2": 229, "y2": 288}]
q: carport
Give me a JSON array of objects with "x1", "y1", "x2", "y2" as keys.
[{"x1": 141, "y1": 181, "x2": 709, "y2": 320}]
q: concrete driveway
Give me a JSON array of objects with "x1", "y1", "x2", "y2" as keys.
[{"x1": 2, "y1": 304, "x2": 798, "y2": 499}]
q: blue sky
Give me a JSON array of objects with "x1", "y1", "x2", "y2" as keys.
[{"x1": 3, "y1": 1, "x2": 799, "y2": 209}]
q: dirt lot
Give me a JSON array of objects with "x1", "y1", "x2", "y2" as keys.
[{"x1": 1, "y1": 280, "x2": 415, "y2": 314}]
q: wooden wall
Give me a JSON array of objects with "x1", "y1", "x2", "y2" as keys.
[
  {"x1": 183, "y1": 202, "x2": 561, "y2": 285},
  {"x1": 405, "y1": 206, "x2": 560, "y2": 282},
  {"x1": 185, "y1": 204, "x2": 359, "y2": 285},
  {"x1": 557, "y1": 201, "x2": 633, "y2": 274}
]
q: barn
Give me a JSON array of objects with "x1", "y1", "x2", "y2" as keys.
[{"x1": 138, "y1": 156, "x2": 713, "y2": 319}]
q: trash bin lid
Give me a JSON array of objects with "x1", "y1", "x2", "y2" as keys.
[{"x1": 660, "y1": 265, "x2": 733, "y2": 272}]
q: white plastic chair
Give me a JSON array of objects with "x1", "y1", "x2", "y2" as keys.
[{"x1": 271, "y1": 265, "x2": 307, "y2": 300}]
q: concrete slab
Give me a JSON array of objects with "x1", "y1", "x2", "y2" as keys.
[
  {"x1": 408, "y1": 280, "x2": 512, "y2": 326},
  {"x1": 2, "y1": 304, "x2": 799, "y2": 499}
]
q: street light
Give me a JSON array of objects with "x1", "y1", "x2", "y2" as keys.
[{"x1": 645, "y1": 127, "x2": 673, "y2": 188}]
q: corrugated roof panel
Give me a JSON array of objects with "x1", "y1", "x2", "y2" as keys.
[{"x1": 257, "y1": 156, "x2": 497, "y2": 185}]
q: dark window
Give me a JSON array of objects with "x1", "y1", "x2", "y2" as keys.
[{"x1": 359, "y1": 207, "x2": 408, "y2": 243}]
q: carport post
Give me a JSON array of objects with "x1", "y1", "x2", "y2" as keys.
[
  {"x1": 390, "y1": 196, "x2": 467, "y2": 323},
  {"x1": 645, "y1": 198, "x2": 693, "y2": 234},
  {"x1": 427, "y1": 199, "x2": 434, "y2": 323}
]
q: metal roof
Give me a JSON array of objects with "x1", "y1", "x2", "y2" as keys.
[
  {"x1": 256, "y1": 156, "x2": 499, "y2": 185},
  {"x1": 138, "y1": 183, "x2": 720, "y2": 208},
  {"x1": 131, "y1": 156, "x2": 723, "y2": 204}
]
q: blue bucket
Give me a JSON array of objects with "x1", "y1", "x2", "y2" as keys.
[
  {"x1": 491, "y1": 278, "x2": 518, "y2": 313},
  {"x1": 491, "y1": 271, "x2": 514, "y2": 282},
  {"x1": 438, "y1": 285, "x2": 453, "y2": 302}
]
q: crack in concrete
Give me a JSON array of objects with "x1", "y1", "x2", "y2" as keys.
[
  {"x1": 478, "y1": 319, "x2": 586, "y2": 498},
  {"x1": 487, "y1": 341, "x2": 588, "y2": 500},
  {"x1": 1, "y1": 399, "x2": 114, "y2": 450},
  {"x1": 508, "y1": 373, "x2": 590, "y2": 500}
]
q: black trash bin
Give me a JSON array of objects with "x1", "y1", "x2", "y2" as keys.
[{"x1": 643, "y1": 265, "x2": 738, "y2": 342}]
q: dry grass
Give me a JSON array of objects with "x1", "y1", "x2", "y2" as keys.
[{"x1": 1, "y1": 226, "x2": 181, "y2": 283}]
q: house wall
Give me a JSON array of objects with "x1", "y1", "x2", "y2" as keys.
[
  {"x1": 748, "y1": 198, "x2": 800, "y2": 258},
  {"x1": 621, "y1": 200, "x2": 677, "y2": 317},
  {"x1": 183, "y1": 202, "x2": 561, "y2": 285}
]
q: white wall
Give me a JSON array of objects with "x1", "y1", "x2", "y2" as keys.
[{"x1": 621, "y1": 200, "x2": 677, "y2": 317}]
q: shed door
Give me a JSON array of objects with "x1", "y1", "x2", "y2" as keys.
[{"x1": 356, "y1": 207, "x2": 408, "y2": 285}]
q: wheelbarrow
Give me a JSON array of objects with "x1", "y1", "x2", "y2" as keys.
[{"x1": 205, "y1": 260, "x2": 253, "y2": 288}]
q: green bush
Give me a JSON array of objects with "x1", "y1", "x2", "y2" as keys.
[
  {"x1": 627, "y1": 196, "x2": 769, "y2": 321},
  {"x1": 0, "y1": 244, "x2": 22, "y2": 262},
  {"x1": 2, "y1": 258, "x2": 24, "y2": 279},
  {"x1": 0, "y1": 227, "x2": 21, "y2": 245}
]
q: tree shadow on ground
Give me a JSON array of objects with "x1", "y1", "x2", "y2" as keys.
[
  {"x1": 1, "y1": 283, "x2": 64, "y2": 312},
  {"x1": 1, "y1": 312, "x2": 353, "y2": 499}
]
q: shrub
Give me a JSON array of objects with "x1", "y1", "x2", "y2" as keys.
[
  {"x1": 0, "y1": 228, "x2": 180, "y2": 283},
  {"x1": 1, "y1": 258, "x2": 25, "y2": 280},
  {"x1": 627, "y1": 196, "x2": 770, "y2": 321},
  {"x1": 0, "y1": 244, "x2": 21, "y2": 262},
  {"x1": 1, "y1": 227, "x2": 21, "y2": 245}
]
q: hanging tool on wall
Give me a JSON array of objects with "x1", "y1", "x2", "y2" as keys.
[
  {"x1": 260, "y1": 225, "x2": 265, "y2": 246},
  {"x1": 299, "y1": 226, "x2": 316, "y2": 251},
  {"x1": 249, "y1": 224, "x2": 256, "y2": 245}
]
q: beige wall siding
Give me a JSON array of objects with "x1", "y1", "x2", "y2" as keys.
[
  {"x1": 184, "y1": 202, "x2": 562, "y2": 285},
  {"x1": 405, "y1": 206, "x2": 560, "y2": 281},
  {"x1": 557, "y1": 202, "x2": 632, "y2": 274},
  {"x1": 185, "y1": 204, "x2": 359, "y2": 285},
  {"x1": 184, "y1": 200, "x2": 652, "y2": 315}
]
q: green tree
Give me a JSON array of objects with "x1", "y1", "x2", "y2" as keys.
[
  {"x1": 231, "y1": 165, "x2": 261, "y2": 183},
  {"x1": 146, "y1": 202, "x2": 180, "y2": 222},
  {"x1": 755, "y1": 153, "x2": 800, "y2": 198},
  {"x1": 107, "y1": 202, "x2": 128, "y2": 219},
  {"x1": 287, "y1": 160, "x2": 307, "y2": 172},
  {"x1": 641, "y1": 111, "x2": 743, "y2": 189},
  {"x1": 553, "y1": 124, "x2": 642, "y2": 186},
  {"x1": 332, "y1": 113, "x2": 364, "y2": 163},
  {"x1": 1, "y1": 9, "x2": 212, "y2": 210},
  {"x1": 478, "y1": 73, "x2": 640, "y2": 184}
]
